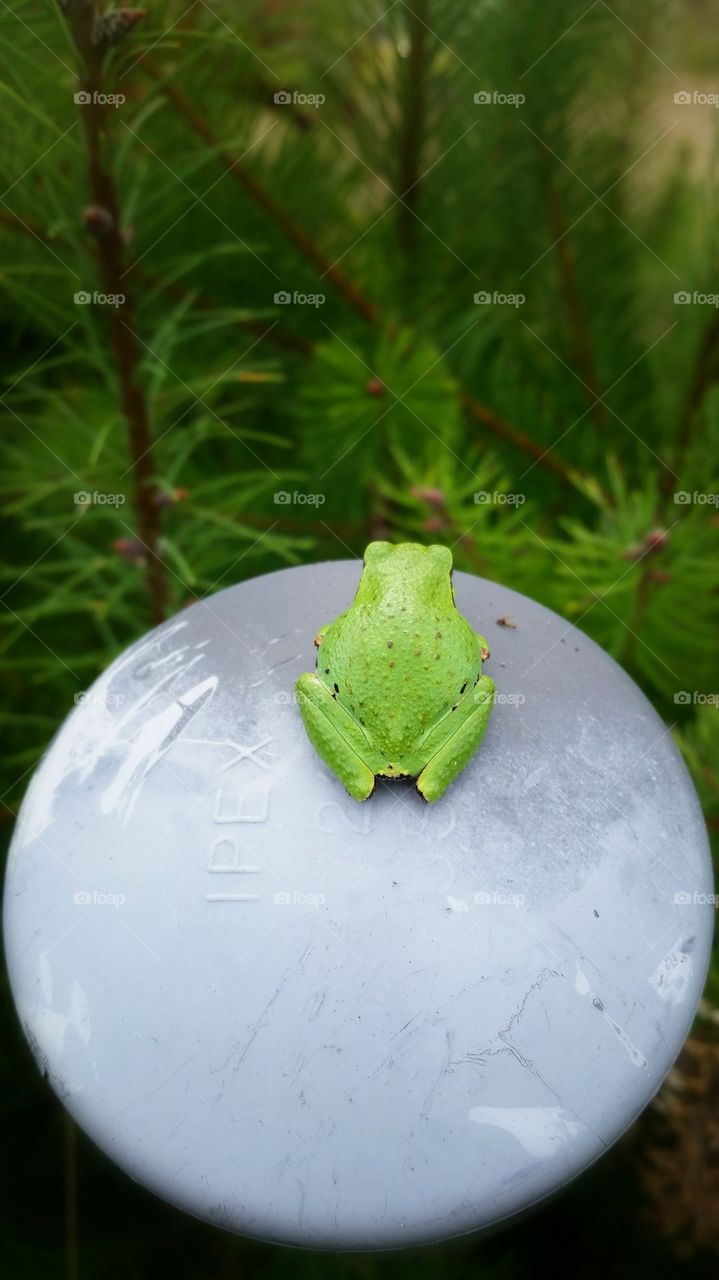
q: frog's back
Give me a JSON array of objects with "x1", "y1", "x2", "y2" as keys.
[{"x1": 320, "y1": 585, "x2": 480, "y2": 761}]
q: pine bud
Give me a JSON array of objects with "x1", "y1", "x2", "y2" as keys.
[
  {"x1": 92, "y1": 8, "x2": 146, "y2": 53},
  {"x1": 113, "y1": 536, "x2": 146, "y2": 564},
  {"x1": 153, "y1": 487, "x2": 189, "y2": 509},
  {"x1": 83, "y1": 204, "x2": 114, "y2": 236},
  {"x1": 645, "y1": 526, "x2": 668, "y2": 551},
  {"x1": 365, "y1": 377, "x2": 385, "y2": 397},
  {"x1": 410, "y1": 485, "x2": 445, "y2": 510}
]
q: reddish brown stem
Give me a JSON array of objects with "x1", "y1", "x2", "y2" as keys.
[
  {"x1": 12, "y1": 43, "x2": 588, "y2": 498},
  {"x1": 397, "y1": 0, "x2": 428, "y2": 299},
  {"x1": 144, "y1": 61, "x2": 591, "y2": 489},
  {"x1": 66, "y1": 1, "x2": 167, "y2": 624},
  {"x1": 546, "y1": 180, "x2": 606, "y2": 424},
  {"x1": 462, "y1": 393, "x2": 586, "y2": 492},
  {"x1": 64, "y1": 1113, "x2": 78, "y2": 1280},
  {"x1": 662, "y1": 311, "x2": 719, "y2": 499}
]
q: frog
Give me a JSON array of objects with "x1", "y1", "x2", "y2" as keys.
[{"x1": 295, "y1": 541, "x2": 495, "y2": 802}]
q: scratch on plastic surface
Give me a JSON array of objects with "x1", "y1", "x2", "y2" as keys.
[
  {"x1": 649, "y1": 937, "x2": 694, "y2": 1007},
  {"x1": 575, "y1": 963, "x2": 648, "y2": 1068},
  {"x1": 101, "y1": 677, "x2": 218, "y2": 823},
  {"x1": 468, "y1": 1104, "x2": 580, "y2": 1157}
]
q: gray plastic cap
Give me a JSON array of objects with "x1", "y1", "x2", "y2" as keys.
[{"x1": 3, "y1": 561, "x2": 714, "y2": 1249}]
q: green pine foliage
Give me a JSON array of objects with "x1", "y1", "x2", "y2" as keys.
[
  {"x1": 1, "y1": 3, "x2": 718, "y2": 972},
  {"x1": 3, "y1": 2, "x2": 719, "y2": 1274}
]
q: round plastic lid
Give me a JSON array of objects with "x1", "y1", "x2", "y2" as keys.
[{"x1": 3, "y1": 561, "x2": 714, "y2": 1250}]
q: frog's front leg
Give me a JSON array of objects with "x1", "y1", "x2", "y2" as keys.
[
  {"x1": 295, "y1": 673, "x2": 377, "y2": 801},
  {"x1": 416, "y1": 675, "x2": 495, "y2": 802}
]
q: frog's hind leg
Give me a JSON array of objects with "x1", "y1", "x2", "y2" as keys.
[
  {"x1": 416, "y1": 675, "x2": 495, "y2": 803},
  {"x1": 295, "y1": 673, "x2": 377, "y2": 801}
]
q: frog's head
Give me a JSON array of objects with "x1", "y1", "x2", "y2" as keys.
[{"x1": 362, "y1": 541, "x2": 453, "y2": 599}]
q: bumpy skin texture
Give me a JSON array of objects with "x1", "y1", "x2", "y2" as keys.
[{"x1": 295, "y1": 542, "x2": 495, "y2": 801}]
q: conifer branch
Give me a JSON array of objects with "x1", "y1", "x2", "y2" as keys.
[
  {"x1": 397, "y1": 0, "x2": 428, "y2": 300},
  {"x1": 461, "y1": 393, "x2": 582, "y2": 490},
  {"x1": 63, "y1": 0, "x2": 168, "y2": 624},
  {"x1": 545, "y1": 179, "x2": 606, "y2": 425},
  {"x1": 1, "y1": 210, "x2": 309, "y2": 354},
  {"x1": 663, "y1": 311, "x2": 719, "y2": 499},
  {"x1": 143, "y1": 59, "x2": 590, "y2": 493}
]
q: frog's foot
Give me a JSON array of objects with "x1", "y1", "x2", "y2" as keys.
[
  {"x1": 416, "y1": 675, "x2": 495, "y2": 803},
  {"x1": 295, "y1": 672, "x2": 376, "y2": 801}
]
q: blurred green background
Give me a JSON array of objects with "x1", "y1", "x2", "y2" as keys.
[{"x1": 1, "y1": 0, "x2": 718, "y2": 1274}]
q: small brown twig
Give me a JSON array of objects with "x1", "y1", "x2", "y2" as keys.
[
  {"x1": 397, "y1": 0, "x2": 428, "y2": 301},
  {"x1": 462, "y1": 392, "x2": 589, "y2": 492},
  {"x1": 546, "y1": 178, "x2": 606, "y2": 425},
  {"x1": 64, "y1": 1113, "x2": 78, "y2": 1280},
  {"x1": 142, "y1": 58, "x2": 592, "y2": 491},
  {"x1": 625, "y1": 304, "x2": 719, "y2": 657},
  {"x1": 11, "y1": 35, "x2": 589, "y2": 504},
  {"x1": 662, "y1": 310, "x2": 719, "y2": 499},
  {"x1": 64, "y1": 1, "x2": 167, "y2": 624}
]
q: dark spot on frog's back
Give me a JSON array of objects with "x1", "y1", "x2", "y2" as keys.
[
  {"x1": 460, "y1": 681, "x2": 467, "y2": 695},
  {"x1": 333, "y1": 682, "x2": 339, "y2": 693},
  {"x1": 387, "y1": 640, "x2": 393, "y2": 649}
]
